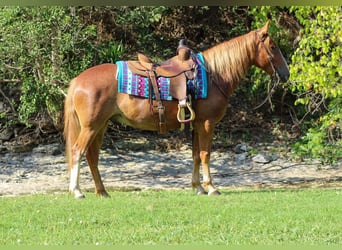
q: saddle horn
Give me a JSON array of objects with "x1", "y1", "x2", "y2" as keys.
[{"x1": 177, "y1": 39, "x2": 191, "y2": 62}]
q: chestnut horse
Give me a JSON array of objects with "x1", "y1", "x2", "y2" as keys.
[{"x1": 64, "y1": 21, "x2": 289, "y2": 198}]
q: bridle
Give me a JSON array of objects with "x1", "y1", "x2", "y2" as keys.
[
  {"x1": 253, "y1": 31, "x2": 281, "y2": 110},
  {"x1": 257, "y1": 32, "x2": 278, "y2": 79}
]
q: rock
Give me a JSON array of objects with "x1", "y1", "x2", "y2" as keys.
[
  {"x1": 32, "y1": 143, "x2": 62, "y2": 155},
  {"x1": 272, "y1": 154, "x2": 280, "y2": 161},
  {"x1": 0, "y1": 145, "x2": 7, "y2": 153},
  {"x1": 233, "y1": 143, "x2": 247, "y2": 154},
  {"x1": 16, "y1": 170, "x2": 27, "y2": 178},
  {"x1": 51, "y1": 147, "x2": 63, "y2": 156},
  {"x1": 0, "y1": 127, "x2": 14, "y2": 141},
  {"x1": 235, "y1": 152, "x2": 248, "y2": 162},
  {"x1": 252, "y1": 153, "x2": 273, "y2": 164}
]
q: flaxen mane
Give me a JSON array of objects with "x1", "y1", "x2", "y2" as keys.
[{"x1": 203, "y1": 31, "x2": 256, "y2": 95}]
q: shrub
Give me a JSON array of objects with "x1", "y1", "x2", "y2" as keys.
[
  {"x1": 0, "y1": 6, "x2": 124, "y2": 129},
  {"x1": 289, "y1": 6, "x2": 341, "y2": 163}
]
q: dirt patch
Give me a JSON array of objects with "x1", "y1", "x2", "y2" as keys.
[
  {"x1": 1, "y1": 102, "x2": 341, "y2": 197},
  {"x1": 1, "y1": 133, "x2": 341, "y2": 197}
]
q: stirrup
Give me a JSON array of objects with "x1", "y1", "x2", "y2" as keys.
[{"x1": 177, "y1": 101, "x2": 195, "y2": 123}]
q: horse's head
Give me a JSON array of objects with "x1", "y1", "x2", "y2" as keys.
[{"x1": 254, "y1": 20, "x2": 290, "y2": 82}]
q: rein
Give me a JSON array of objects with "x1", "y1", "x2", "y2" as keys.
[
  {"x1": 212, "y1": 75, "x2": 231, "y2": 101},
  {"x1": 252, "y1": 77, "x2": 280, "y2": 110}
]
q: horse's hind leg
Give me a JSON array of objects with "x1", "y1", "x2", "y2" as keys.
[
  {"x1": 86, "y1": 124, "x2": 109, "y2": 198},
  {"x1": 69, "y1": 128, "x2": 96, "y2": 198}
]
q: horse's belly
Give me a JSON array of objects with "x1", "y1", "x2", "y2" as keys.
[
  {"x1": 113, "y1": 113, "x2": 158, "y2": 131},
  {"x1": 113, "y1": 113, "x2": 181, "y2": 132},
  {"x1": 113, "y1": 94, "x2": 181, "y2": 132}
]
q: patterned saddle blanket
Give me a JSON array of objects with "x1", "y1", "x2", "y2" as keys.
[{"x1": 116, "y1": 53, "x2": 208, "y2": 101}]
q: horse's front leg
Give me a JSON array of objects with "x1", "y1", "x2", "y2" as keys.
[
  {"x1": 199, "y1": 139, "x2": 221, "y2": 196},
  {"x1": 193, "y1": 121, "x2": 221, "y2": 196},
  {"x1": 192, "y1": 130, "x2": 207, "y2": 195}
]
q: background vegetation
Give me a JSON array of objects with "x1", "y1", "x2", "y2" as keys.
[{"x1": 0, "y1": 6, "x2": 341, "y2": 162}]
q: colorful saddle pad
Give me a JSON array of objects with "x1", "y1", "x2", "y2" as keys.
[{"x1": 116, "y1": 53, "x2": 208, "y2": 101}]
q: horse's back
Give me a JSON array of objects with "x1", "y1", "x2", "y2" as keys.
[
  {"x1": 71, "y1": 63, "x2": 119, "y2": 103},
  {"x1": 73, "y1": 63, "x2": 118, "y2": 88}
]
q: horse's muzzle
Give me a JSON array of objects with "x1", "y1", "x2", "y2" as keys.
[{"x1": 277, "y1": 68, "x2": 290, "y2": 83}]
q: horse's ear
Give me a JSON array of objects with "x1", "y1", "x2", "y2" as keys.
[{"x1": 259, "y1": 20, "x2": 271, "y2": 37}]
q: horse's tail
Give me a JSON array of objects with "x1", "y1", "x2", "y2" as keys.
[{"x1": 64, "y1": 79, "x2": 80, "y2": 170}]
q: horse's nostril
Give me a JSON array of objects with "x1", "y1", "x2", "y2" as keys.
[
  {"x1": 276, "y1": 67, "x2": 290, "y2": 83},
  {"x1": 281, "y1": 73, "x2": 290, "y2": 83}
]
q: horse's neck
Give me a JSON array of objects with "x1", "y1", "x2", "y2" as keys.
[{"x1": 202, "y1": 31, "x2": 255, "y2": 96}]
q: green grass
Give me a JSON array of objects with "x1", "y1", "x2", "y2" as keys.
[{"x1": 1, "y1": 189, "x2": 342, "y2": 246}]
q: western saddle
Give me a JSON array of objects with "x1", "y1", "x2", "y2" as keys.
[{"x1": 127, "y1": 40, "x2": 197, "y2": 134}]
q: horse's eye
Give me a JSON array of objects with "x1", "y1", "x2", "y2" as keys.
[{"x1": 270, "y1": 45, "x2": 277, "y2": 51}]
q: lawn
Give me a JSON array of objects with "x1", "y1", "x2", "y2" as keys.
[{"x1": 1, "y1": 189, "x2": 342, "y2": 246}]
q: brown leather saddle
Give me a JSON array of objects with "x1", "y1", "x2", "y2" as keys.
[{"x1": 127, "y1": 40, "x2": 197, "y2": 134}]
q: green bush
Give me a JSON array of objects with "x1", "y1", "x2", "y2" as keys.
[
  {"x1": 0, "y1": 6, "x2": 124, "y2": 128},
  {"x1": 249, "y1": 6, "x2": 341, "y2": 163},
  {"x1": 289, "y1": 6, "x2": 341, "y2": 163}
]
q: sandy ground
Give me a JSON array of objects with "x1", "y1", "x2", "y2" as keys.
[{"x1": 1, "y1": 141, "x2": 342, "y2": 197}]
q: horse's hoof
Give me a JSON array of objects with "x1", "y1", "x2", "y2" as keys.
[
  {"x1": 208, "y1": 189, "x2": 221, "y2": 196},
  {"x1": 96, "y1": 191, "x2": 110, "y2": 198},
  {"x1": 75, "y1": 193, "x2": 86, "y2": 199},
  {"x1": 70, "y1": 189, "x2": 86, "y2": 199},
  {"x1": 195, "y1": 186, "x2": 208, "y2": 195}
]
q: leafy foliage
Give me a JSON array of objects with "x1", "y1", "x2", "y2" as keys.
[
  {"x1": 288, "y1": 7, "x2": 342, "y2": 162},
  {"x1": 0, "y1": 6, "x2": 123, "y2": 128},
  {"x1": 249, "y1": 6, "x2": 341, "y2": 163}
]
